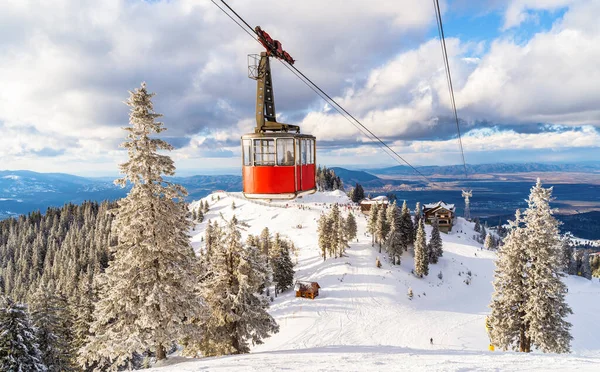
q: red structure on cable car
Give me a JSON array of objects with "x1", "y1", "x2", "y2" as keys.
[{"x1": 242, "y1": 27, "x2": 316, "y2": 200}]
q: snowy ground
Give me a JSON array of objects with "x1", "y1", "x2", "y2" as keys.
[{"x1": 151, "y1": 191, "x2": 600, "y2": 371}]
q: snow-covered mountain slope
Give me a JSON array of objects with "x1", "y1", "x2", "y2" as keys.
[{"x1": 152, "y1": 191, "x2": 600, "y2": 371}]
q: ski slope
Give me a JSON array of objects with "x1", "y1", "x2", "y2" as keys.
[{"x1": 151, "y1": 191, "x2": 600, "y2": 371}]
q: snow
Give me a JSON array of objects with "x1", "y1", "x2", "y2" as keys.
[
  {"x1": 424, "y1": 201, "x2": 455, "y2": 210},
  {"x1": 159, "y1": 192, "x2": 600, "y2": 371},
  {"x1": 2, "y1": 175, "x2": 20, "y2": 180}
]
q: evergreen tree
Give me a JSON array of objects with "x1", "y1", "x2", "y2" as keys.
[
  {"x1": 484, "y1": 233, "x2": 493, "y2": 250},
  {"x1": 480, "y1": 225, "x2": 487, "y2": 243},
  {"x1": 489, "y1": 180, "x2": 572, "y2": 353},
  {"x1": 259, "y1": 228, "x2": 271, "y2": 264},
  {"x1": 399, "y1": 201, "x2": 413, "y2": 252},
  {"x1": 385, "y1": 203, "x2": 402, "y2": 265},
  {"x1": 413, "y1": 202, "x2": 422, "y2": 236},
  {"x1": 351, "y1": 183, "x2": 365, "y2": 203},
  {"x1": 192, "y1": 209, "x2": 197, "y2": 221},
  {"x1": 367, "y1": 204, "x2": 379, "y2": 247},
  {"x1": 414, "y1": 220, "x2": 428, "y2": 277},
  {"x1": 428, "y1": 217, "x2": 443, "y2": 264},
  {"x1": 329, "y1": 204, "x2": 346, "y2": 258},
  {"x1": 30, "y1": 285, "x2": 76, "y2": 371},
  {"x1": 80, "y1": 83, "x2": 202, "y2": 368},
  {"x1": 197, "y1": 209, "x2": 204, "y2": 223},
  {"x1": 345, "y1": 213, "x2": 358, "y2": 242},
  {"x1": 474, "y1": 218, "x2": 481, "y2": 233},
  {"x1": 318, "y1": 215, "x2": 332, "y2": 261},
  {"x1": 581, "y1": 250, "x2": 592, "y2": 280},
  {"x1": 561, "y1": 234, "x2": 574, "y2": 273},
  {"x1": 0, "y1": 297, "x2": 47, "y2": 371},
  {"x1": 272, "y1": 234, "x2": 295, "y2": 294},
  {"x1": 203, "y1": 200, "x2": 209, "y2": 213},
  {"x1": 521, "y1": 179, "x2": 572, "y2": 353},
  {"x1": 375, "y1": 205, "x2": 388, "y2": 253},
  {"x1": 191, "y1": 218, "x2": 278, "y2": 356}
]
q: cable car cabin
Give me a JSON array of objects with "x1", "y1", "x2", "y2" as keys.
[
  {"x1": 241, "y1": 28, "x2": 317, "y2": 200},
  {"x1": 242, "y1": 133, "x2": 316, "y2": 200}
]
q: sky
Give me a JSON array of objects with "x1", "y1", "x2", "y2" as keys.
[{"x1": 1, "y1": 0, "x2": 600, "y2": 176}]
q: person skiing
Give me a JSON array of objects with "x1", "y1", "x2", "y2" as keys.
[{"x1": 430, "y1": 338, "x2": 433, "y2": 345}]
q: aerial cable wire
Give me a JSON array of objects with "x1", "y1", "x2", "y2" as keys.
[
  {"x1": 432, "y1": 0, "x2": 468, "y2": 179},
  {"x1": 211, "y1": 0, "x2": 436, "y2": 186}
]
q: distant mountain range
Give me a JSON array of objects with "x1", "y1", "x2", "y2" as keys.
[
  {"x1": 369, "y1": 163, "x2": 600, "y2": 176},
  {"x1": 0, "y1": 170, "x2": 241, "y2": 219}
]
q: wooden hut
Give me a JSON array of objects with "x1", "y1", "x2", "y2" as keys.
[
  {"x1": 423, "y1": 201, "x2": 456, "y2": 232},
  {"x1": 359, "y1": 196, "x2": 389, "y2": 215},
  {"x1": 295, "y1": 281, "x2": 321, "y2": 299}
]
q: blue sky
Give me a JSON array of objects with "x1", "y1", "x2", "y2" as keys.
[{"x1": 0, "y1": 0, "x2": 599, "y2": 176}]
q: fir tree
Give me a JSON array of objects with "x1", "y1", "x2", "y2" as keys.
[
  {"x1": 330, "y1": 204, "x2": 346, "y2": 258},
  {"x1": 581, "y1": 250, "x2": 592, "y2": 280},
  {"x1": 259, "y1": 227, "x2": 271, "y2": 264},
  {"x1": 399, "y1": 201, "x2": 413, "y2": 252},
  {"x1": 272, "y1": 234, "x2": 295, "y2": 294},
  {"x1": 318, "y1": 215, "x2": 332, "y2": 261},
  {"x1": 0, "y1": 297, "x2": 47, "y2": 371},
  {"x1": 385, "y1": 202, "x2": 402, "y2": 265},
  {"x1": 192, "y1": 209, "x2": 197, "y2": 221},
  {"x1": 428, "y1": 217, "x2": 443, "y2": 264},
  {"x1": 30, "y1": 285, "x2": 76, "y2": 371},
  {"x1": 197, "y1": 209, "x2": 204, "y2": 223},
  {"x1": 489, "y1": 211, "x2": 528, "y2": 352},
  {"x1": 345, "y1": 213, "x2": 358, "y2": 242},
  {"x1": 375, "y1": 205, "x2": 389, "y2": 253},
  {"x1": 351, "y1": 183, "x2": 365, "y2": 203},
  {"x1": 561, "y1": 234, "x2": 574, "y2": 273},
  {"x1": 474, "y1": 218, "x2": 481, "y2": 233},
  {"x1": 489, "y1": 180, "x2": 572, "y2": 353},
  {"x1": 521, "y1": 179, "x2": 572, "y2": 353},
  {"x1": 80, "y1": 83, "x2": 202, "y2": 368},
  {"x1": 191, "y1": 218, "x2": 278, "y2": 356},
  {"x1": 414, "y1": 220, "x2": 428, "y2": 277},
  {"x1": 367, "y1": 204, "x2": 379, "y2": 247},
  {"x1": 484, "y1": 233, "x2": 493, "y2": 250}
]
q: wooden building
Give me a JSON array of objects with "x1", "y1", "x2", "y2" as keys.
[
  {"x1": 423, "y1": 201, "x2": 456, "y2": 233},
  {"x1": 359, "y1": 196, "x2": 389, "y2": 214},
  {"x1": 295, "y1": 281, "x2": 321, "y2": 299}
]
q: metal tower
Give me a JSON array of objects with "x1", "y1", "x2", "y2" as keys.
[{"x1": 462, "y1": 189, "x2": 472, "y2": 221}]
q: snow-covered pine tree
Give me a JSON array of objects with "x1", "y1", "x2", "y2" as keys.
[
  {"x1": 385, "y1": 202, "x2": 402, "y2": 265},
  {"x1": 413, "y1": 220, "x2": 428, "y2": 277},
  {"x1": 367, "y1": 203, "x2": 379, "y2": 247},
  {"x1": 191, "y1": 218, "x2": 278, "y2": 356},
  {"x1": 260, "y1": 227, "x2": 272, "y2": 264},
  {"x1": 428, "y1": 217, "x2": 443, "y2": 264},
  {"x1": 399, "y1": 201, "x2": 413, "y2": 252},
  {"x1": 345, "y1": 213, "x2": 358, "y2": 242},
  {"x1": 480, "y1": 225, "x2": 487, "y2": 243},
  {"x1": 474, "y1": 218, "x2": 481, "y2": 233},
  {"x1": 272, "y1": 234, "x2": 295, "y2": 294},
  {"x1": 375, "y1": 205, "x2": 389, "y2": 253},
  {"x1": 80, "y1": 83, "x2": 202, "y2": 368},
  {"x1": 197, "y1": 209, "x2": 204, "y2": 223},
  {"x1": 488, "y1": 211, "x2": 529, "y2": 352},
  {"x1": 569, "y1": 250, "x2": 581, "y2": 275},
  {"x1": 413, "y1": 202, "x2": 422, "y2": 237},
  {"x1": 30, "y1": 285, "x2": 76, "y2": 371},
  {"x1": 192, "y1": 209, "x2": 197, "y2": 221},
  {"x1": 561, "y1": 234, "x2": 574, "y2": 273},
  {"x1": 318, "y1": 215, "x2": 332, "y2": 261},
  {"x1": 484, "y1": 233, "x2": 493, "y2": 250},
  {"x1": 581, "y1": 250, "x2": 592, "y2": 280},
  {"x1": 0, "y1": 297, "x2": 47, "y2": 371},
  {"x1": 330, "y1": 204, "x2": 348, "y2": 257},
  {"x1": 203, "y1": 200, "x2": 209, "y2": 213},
  {"x1": 521, "y1": 179, "x2": 572, "y2": 353}
]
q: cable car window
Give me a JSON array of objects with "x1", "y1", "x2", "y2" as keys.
[
  {"x1": 301, "y1": 139, "x2": 308, "y2": 165},
  {"x1": 243, "y1": 139, "x2": 252, "y2": 166},
  {"x1": 253, "y1": 139, "x2": 275, "y2": 165},
  {"x1": 277, "y1": 138, "x2": 294, "y2": 166},
  {"x1": 308, "y1": 139, "x2": 314, "y2": 164},
  {"x1": 296, "y1": 139, "x2": 301, "y2": 165}
]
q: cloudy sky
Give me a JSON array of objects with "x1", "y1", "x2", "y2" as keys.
[{"x1": 1, "y1": 0, "x2": 599, "y2": 176}]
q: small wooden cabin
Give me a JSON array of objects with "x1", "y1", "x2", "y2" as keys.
[
  {"x1": 295, "y1": 281, "x2": 320, "y2": 299},
  {"x1": 423, "y1": 201, "x2": 456, "y2": 233},
  {"x1": 359, "y1": 196, "x2": 389, "y2": 215}
]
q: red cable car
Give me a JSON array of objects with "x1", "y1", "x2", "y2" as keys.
[{"x1": 242, "y1": 28, "x2": 316, "y2": 200}]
